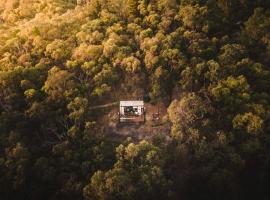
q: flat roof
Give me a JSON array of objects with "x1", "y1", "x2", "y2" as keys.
[{"x1": 120, "y1": 101, "x2": 144, "y2": 107}]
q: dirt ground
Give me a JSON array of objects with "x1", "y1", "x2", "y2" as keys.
[{"x1": 97, "y1": 102, "x2": 171, "y2": 141}]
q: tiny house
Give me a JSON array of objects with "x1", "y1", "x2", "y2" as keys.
[{"x1": 119, "y1": 101, "x2": 145, "y2": 123}]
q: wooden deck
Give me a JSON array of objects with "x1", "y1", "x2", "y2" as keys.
[{"x1": 119, "y1": 114, "x2": 145, "y2": 123}]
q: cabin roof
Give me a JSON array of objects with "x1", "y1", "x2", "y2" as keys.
[{"x1": 120, "y1": 101, "x2": 144, "y2": 107}]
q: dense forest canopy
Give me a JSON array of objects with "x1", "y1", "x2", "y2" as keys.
[{"x1": 1, "y1": 0, "x2": 270, "y2": 199}]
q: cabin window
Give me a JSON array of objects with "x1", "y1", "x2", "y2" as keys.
[{"x1": 123, "y1": 106, "x2": 140, "y2": 116}]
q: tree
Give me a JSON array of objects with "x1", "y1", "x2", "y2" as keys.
[
  {"x1": 42, "y1": 67, "x2": 77, "y2": 102},
  {"x1": 45, "y1": 39, "x2": 72, "y2": 61},
  {"x1": 242, "y1": 8, "x2": 270, "y2": 63},
  {"x1": 211, "y1": 75, "x2": 250, "y2": 113},
  {"x1": 84, "y1": 141, "x2": 169, "y2": 200},
  {"x1": 4, "y1": 142, "x2": 30, "y2": 191},
  {"x1": 178, "y1": 4, "x2": 210, "y2": 32},
  {"x1": 168, "y1": 93, "x2": 213, "y2": 139},
  {"x1": 233, "y1": 112, "x2": 263, "y2": 134}
]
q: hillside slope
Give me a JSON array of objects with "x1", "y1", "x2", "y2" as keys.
[{"x1": 1, "y1": 0, "x2": 270, "y2": 200}]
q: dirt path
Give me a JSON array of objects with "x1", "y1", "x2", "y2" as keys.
[{"x1": 89, "y1": 102, "x2": 119, "y2": 110}]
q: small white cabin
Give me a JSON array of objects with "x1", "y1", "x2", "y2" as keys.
[{"x1": 119, "y1": 101, "x2": 145, "y2": 123}]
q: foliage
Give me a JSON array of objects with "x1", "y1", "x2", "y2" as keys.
[{"x1": 1, "y1": 0, "x2": 270, "y2": 200}]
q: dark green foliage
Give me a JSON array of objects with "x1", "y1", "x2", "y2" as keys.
[{"x1": 1, "y1": 0, "x2": 270, "y2": 200}]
